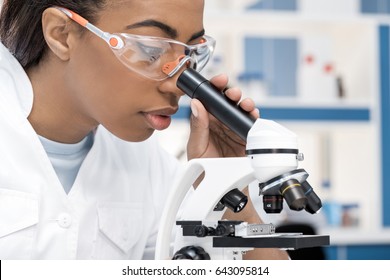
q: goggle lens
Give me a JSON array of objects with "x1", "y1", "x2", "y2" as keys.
[{"x1": 111, "y1": 34, "x2": 215, "y2": 81}]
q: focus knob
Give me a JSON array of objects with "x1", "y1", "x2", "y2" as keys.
[{"x1": 172, "y1": 246, "x2": 211, "y2": 260}]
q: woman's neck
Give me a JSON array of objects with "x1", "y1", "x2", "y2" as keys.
[{"x1": 26, "y1": 60, "x2": 98, "y2": 144}]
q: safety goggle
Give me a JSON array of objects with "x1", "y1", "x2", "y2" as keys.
[{"x1": 57, "y1": 7, "x2": 216, "y2": 81}]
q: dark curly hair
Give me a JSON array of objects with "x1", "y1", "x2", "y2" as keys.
[{"x1": 0, "y1": 0, "x2": 106, "y2": 69}]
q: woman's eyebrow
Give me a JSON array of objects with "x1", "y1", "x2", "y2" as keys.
[
  {"x1": 126, "y1": 20, "x2": 178, "y2": 38},
  {"x1": 189, "y1": 29, "x2": 205, "y2": 42},
  {"x1": 126, "y1": 20, "x2": 205, "y2": 42}
]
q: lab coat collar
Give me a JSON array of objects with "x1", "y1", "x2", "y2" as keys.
[{"x1": 0, "y1": 42, "x2": 33, "y2": 117}]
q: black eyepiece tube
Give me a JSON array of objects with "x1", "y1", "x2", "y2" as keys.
[{"x1": 177, "y1": 68, "x2": 256, "y2": 141}]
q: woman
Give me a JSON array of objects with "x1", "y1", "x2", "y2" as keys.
[{"x1": 0, "y1": 0, "x2": 288, "y2": 260}]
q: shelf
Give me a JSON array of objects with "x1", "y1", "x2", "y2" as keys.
[
  {"x1": 258, "y1": 106, "x2": 370, "y2": 121},
  {"x1": 173, "y1": 105, "x2": 370, "y2": 122},
  {"x1": 319, "y1": 228, "x2": 390, "y2": 246}
]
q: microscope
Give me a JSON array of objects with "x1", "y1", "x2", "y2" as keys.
[{"x1": 155, "y1": 68, "x2": 329, "y2": 260}]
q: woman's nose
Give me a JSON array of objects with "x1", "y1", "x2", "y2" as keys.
[
  {"x1": 158, "y1": 78, "x2": 185, "y2": 99},
  {"x1": 158, "y1": 65, "x2": 189, "y2": 98}
]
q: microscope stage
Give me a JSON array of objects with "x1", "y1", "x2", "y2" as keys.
[{"x1": 213, "y1": 234, "x2": 330, "y2": 250}]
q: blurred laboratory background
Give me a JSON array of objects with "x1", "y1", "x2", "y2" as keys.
[{"x1": 156, "y1": 0, "x2": 390, "y2": 260}]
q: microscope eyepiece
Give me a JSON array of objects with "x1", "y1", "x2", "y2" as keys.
[{"x1": 177, "y1": 68, "x2": 256, "y2": 141}]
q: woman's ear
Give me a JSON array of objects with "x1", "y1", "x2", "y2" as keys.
[{"x1": 41, "y1": 7, "x2": 74, "y2": 61}]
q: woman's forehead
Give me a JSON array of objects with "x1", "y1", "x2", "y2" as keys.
[
  {"x1": 105, "y1": 0, "x2": 205, "y2": 14},
  {"x1": 101, "y1": 0, "x2": 205, "y2": 24},
  {"x1": 100, "y1": 0, "x2": 205, "y2": 40}
]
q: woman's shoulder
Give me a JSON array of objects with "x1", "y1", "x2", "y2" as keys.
[{"x1": 0, "y1": 42, "x2": 34, "y2": 116}]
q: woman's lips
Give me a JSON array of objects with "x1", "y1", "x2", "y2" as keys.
[
  {"x1": 144, "y1": 113, "x2": 172, "y2": 130},
  {"x1": 143, "y1": 108, "x2": 177, "y2": 130}
]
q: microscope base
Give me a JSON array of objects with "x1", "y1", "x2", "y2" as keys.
[{"x1": 213, "y1": 234, "x2": 330, "y2": 250}]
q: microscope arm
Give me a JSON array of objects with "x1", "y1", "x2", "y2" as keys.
[{"x1": 154, "y1": 157, "x2": 256, "y2": 260}]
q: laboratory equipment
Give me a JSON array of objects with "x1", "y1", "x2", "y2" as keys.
[{"x1": 155, "y1": 69, "x2": 329, "y2": 260}]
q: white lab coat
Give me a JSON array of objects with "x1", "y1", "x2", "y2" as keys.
[{"x1": 0, "y1": 42, "x2": 182, "y2": 259}]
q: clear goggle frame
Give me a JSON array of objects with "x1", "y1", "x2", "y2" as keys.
[{"x1": 57, "y1": 7, "x2": 216, "y2": 81}]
